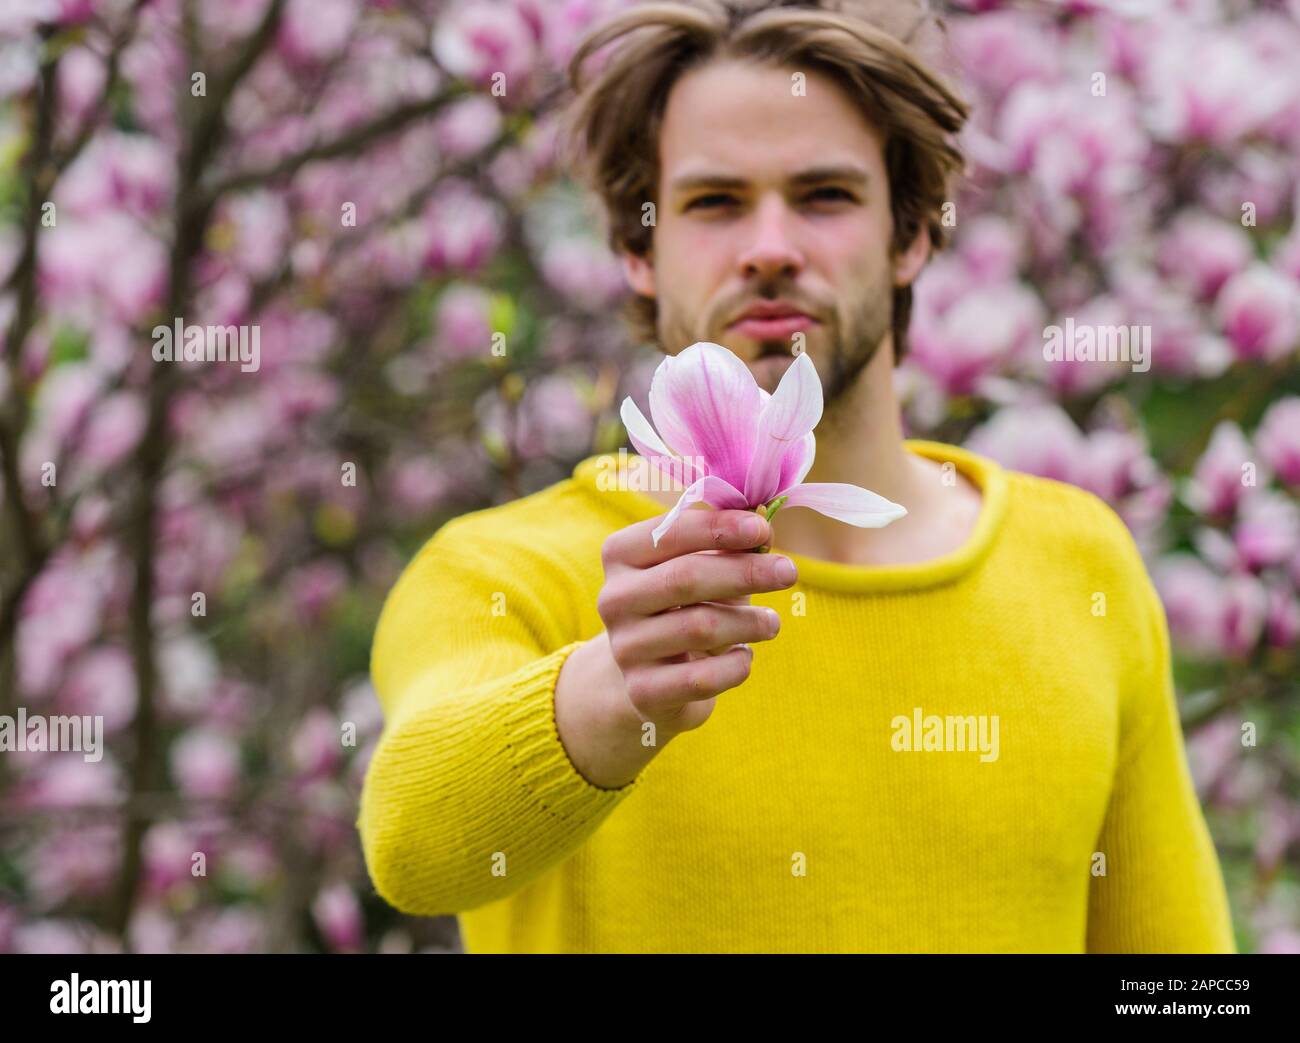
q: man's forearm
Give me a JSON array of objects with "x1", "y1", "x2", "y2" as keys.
[{"x1": 555, "y1": 632, "x2": 666, "y2": 790}]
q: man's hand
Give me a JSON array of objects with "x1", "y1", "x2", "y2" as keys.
[{"x1": 555, "y1": 509, "x2": 797, "y2": 789}]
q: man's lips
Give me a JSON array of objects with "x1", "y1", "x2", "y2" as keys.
[{"x1": 728, "y1": 312, "x2": 819, "y2": 339}]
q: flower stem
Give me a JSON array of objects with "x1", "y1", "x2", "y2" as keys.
[{"x1": 750, "y1": 496, "x2": 788, "y2": 553}]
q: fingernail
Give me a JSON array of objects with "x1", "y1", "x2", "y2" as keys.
[
  {"x1": 741, "y1": 514, "x2": 764, "y2": 542},
  {"x1": 774, "y1": 556, "x2": 797, "y2": 584}
]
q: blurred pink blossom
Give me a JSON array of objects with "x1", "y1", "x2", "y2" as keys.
[
  {"x1": 964, "y1": 400, "x2": 1084, "y2": 484},
  {"x1": 539, "y1": 237, "x2": 627, "y2": 311},
  {"x1": 187, "y1": 907, "x2": 265, "y2": 954},
  {"x1": 1234, "y1": 491, "x2": 1300, "y2": 571},
  {"x1": 23, "y1": 826, "x2": 119, "y2": 908},
  {"x1": 57, "y1": 131, "x2": 173, "y2": 218},
  {"x1": 1220, "y1": 572, "x2": 1269, "y2": 659},
  {"x1": 81, "y1": 392, "x2": 146, "y2": 471},
  {"x1": 170, "y1": 728, "x2": 241, "y2": 800},
  {"x1": 1214, "y1": 264, "x2": 1300, "y2": 362},
  {"x1": 60, "y1": 646, "x2": 137, "y2": 733},
  {"x1": 277, "y1": 0, "x2": 358, "y2": 66},
  {"x1": 1258, "y1": 929, "x2": 1300, "y2": 955},
  {"x1": 128, "y1": 906, "x2": 179, "y2": 955},
  {"x1": 1143, "y1": 28, "x2": 1288, "y2": 147},
  {"x1": 13, "y1": 920, "x2": 116, "y2": 955},
  {"x1": 1077, "y1": 427, "x2": 1168, "y2": 510},
  {"x1": 12, "y1": 755, "x2": 123, "y2": 811},
  {"x1": 909, "y1": 274, "x2": 1042, "y2": 397},
  {"x1": 56, "y1": 46, "x2": 106, "y2": 124},
  {"x1": 1183, "y1": 421, "x2": 1260, "y2": 517},
  {"x1": 1254, "y1": 397, "x2": 1300, "y2": 486},
  {"x1": 312, "y1": 883, "x2": 364, "y2": 952},
  {"x1": 287, "y1": 560, "x2": 348, "y2": 625},
  {"x1": 291, "y1": 707, "x2": 343, "y2": 779},
  {"x1": 17, "y1": 554, "x2": 111, "y2": 695},
  {"x1": 518, "y1": 373, "x2": 594, "y2": 459},
  {"x1": 1154, "y1": 554, "x2": 1228, "y2": 658},
  {"x1": 38, "y1": 212, "x2": 167, "y2": 324},
  {"x1": 422, "y1": 181, "x2": 504, "y2": 274},
  {"x1": 435, "y1": 282, "x2": 494, "y2": 359},
  {"x1": 1265, "y1": 583, "x2": 1300, "y2": 649},
  {"x1": 1156, "y1": 211, "x2": 1253, "y2": 303},
  {"x1": 433, "y1": 95, "x2": 504, "y2": 160},
  {"x1": 1186, "y1": 713, "x2": 1240, "y2": 798},
  {"x1": 386, "y1": 456, "x2": 451, "y2": 515},
  {"x1": 432, "y1": 0, "x2": 538, "y2": 95},
  {"x1": 142, "y1": 823, "x2": 199, "y2": 896},
  {"x1": 950, "y1": 10, "x2": 1057, "y2": 105}
]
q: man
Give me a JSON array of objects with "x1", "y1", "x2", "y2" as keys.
[{"x1": 358, "y1": 0, "x2": 1236, "y2": 953}]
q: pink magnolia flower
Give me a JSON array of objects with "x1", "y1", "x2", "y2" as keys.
[
  {"x1": 433, "y1": 95, "x2": 504, "y2": 160},
  {"x1": 618, "y1": 342, "x2": 906, "y2": 547},
  {"x1": 277, "y1": 0, "x2": 358, "y2": 67},
  {"x1": 290, "y1": 707, "x2": 343, "y2": 780},
  {"x1": 963, "y1": 399, "x2": 1085, "y2": 485},
  {"x1": 170, "y1": 727, "x2": 241, "y2": 800},
  {"x1": 1255, "y1": 396, "x2": 1300, "y2": 486},
  {"x1": 431, "y1": 0, "x2": 538, "y2": 94},
  {"x1": 1154, "y1": 554, "x2": 1225, "y2": 659},
  {"x1": 142, "y1": 822, "x2": 198, "y2": 896},
  {"x1": 1214, "y1": 264, "x2": 1300, "y2": 362},
  {"x1": 1220, "y1": 572, "x2": 1268, "y2": 659},
  {"x1": 312, "y1": 883, "x2": 364, "y2": 953},
  {"x1": 1234, "y1": 490, "x2": 1300, "y2": 571},
  {"x1": 1265, "y1": 582, "x2": 1300, "y2": 649},
  {"x1": 434, "y1": 282, "x2": 494, "y2": 360},
  {"x1": 1183, "y1": 421, "x2": 1261, "y2": 517},
  {"x1": 1156, "y1": 211, "x2": 1253, "y2": 303}
]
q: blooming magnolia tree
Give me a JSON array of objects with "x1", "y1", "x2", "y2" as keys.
[{"x1": 0, "y1": 0, "x2": 1295, "y2": 952}]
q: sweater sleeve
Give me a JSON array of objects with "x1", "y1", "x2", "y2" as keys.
[
  {"x1": 1085, "y1": 559, "x2": 1237, "y2": 953},
  {"x1": 356, "y1": 519, "x2": 645, "y2": 916}
]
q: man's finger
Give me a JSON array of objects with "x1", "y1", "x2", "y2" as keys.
[{"x1": 606, "y1": 507, "x2": 771, "y2": 569}]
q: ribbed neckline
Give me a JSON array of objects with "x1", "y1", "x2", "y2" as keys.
[{"x1": 571, "y1": 439, "x2": 1009, "y2": 593}]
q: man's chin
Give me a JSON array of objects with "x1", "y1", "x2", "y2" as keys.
[{"x1": 749, "y1": 352, "x2": 795, "y2": 391}]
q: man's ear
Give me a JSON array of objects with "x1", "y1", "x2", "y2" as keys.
[
  {"x1": 622, "y1": 249, "x2": 656, "y2": 298},
  {"x1": 892, "y1": 222, "x2": 932, "y2": 289}
]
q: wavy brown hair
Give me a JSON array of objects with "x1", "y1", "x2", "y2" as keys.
[{"x1": 559, "y1": 0, "x2": 970, "y2": 363}]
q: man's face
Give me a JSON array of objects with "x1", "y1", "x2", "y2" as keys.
[{"x1": 623, "y1": 58, "x2": 927, "y2": 402}]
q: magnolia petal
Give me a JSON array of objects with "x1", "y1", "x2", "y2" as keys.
[
  {"x1": 620, "y1": 396, "x2": 703, "y2": 486},
  {"x1": 651, "y1": 342, "x2": 763, "y2": 491},
  {"x1": 777, "y1": 431, "x2": 816, "y2": 493},
  {"x1": 651, "y1": 474, "x2": 749, "y2": 547},
  {"x1": 744, "y1": 352, "x2": 823, "y2": 505},
  {"x1": 646, "y1": 355, "x2": 703, "y2": 464},
  {"x1": 779, "y1": 482, "x2": 908, "y2": 528}
]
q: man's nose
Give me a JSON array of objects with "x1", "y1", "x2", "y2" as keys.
[{"x1": 736, "y1": 195, "x2": 804, "y2": 282}]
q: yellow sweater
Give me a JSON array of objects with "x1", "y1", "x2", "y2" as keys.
[{"x1": 357, "y1": 439, "x2": 1236, "y2": 953}]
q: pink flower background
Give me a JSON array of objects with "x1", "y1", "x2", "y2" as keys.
[{"x1": 0, "y1": 0, "x2": 1296, "y2": 953}]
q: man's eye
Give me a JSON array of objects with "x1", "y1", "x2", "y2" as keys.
[
  {"x1": 687, "y1": 194, "x2": 735, "y2": 210},
  {"x1": 686, "y1": 188, "x2": 853, "y2": 211}
]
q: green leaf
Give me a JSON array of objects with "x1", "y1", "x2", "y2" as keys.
[{"x1": 49, "y1": 327, "x2": 89, "y2": 367}]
